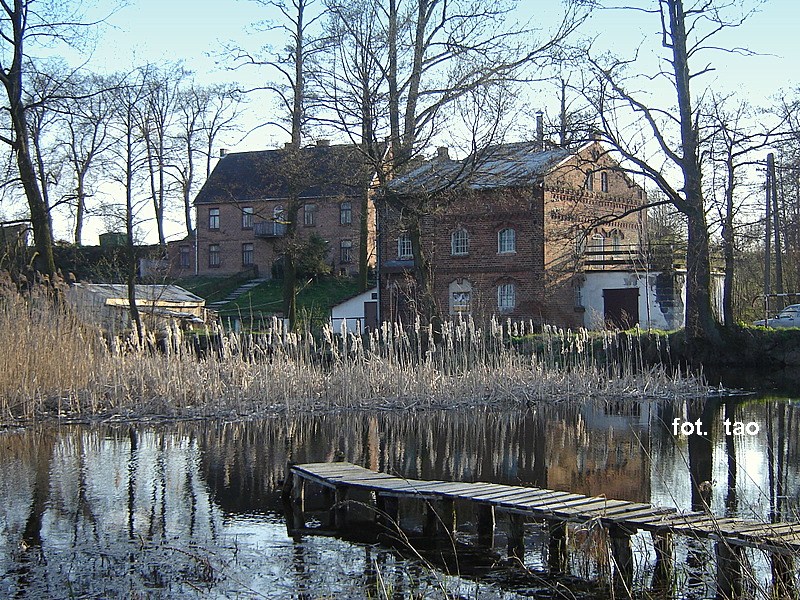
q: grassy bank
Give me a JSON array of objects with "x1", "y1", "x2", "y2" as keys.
[{"x1": 0, "y1": 288, "x2": 707, "y2": 424}]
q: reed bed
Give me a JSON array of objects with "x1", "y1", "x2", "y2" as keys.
[{"x1": 0, "y1": 288, "x2": 707, "y2": 423}]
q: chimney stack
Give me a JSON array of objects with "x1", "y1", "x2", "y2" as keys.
[
  {"x1": 536, "y1": 111, "x2": 544, "y2": 151},
  {"x1": 316, "y1": 139, "x2": 331, "y2": 147},
  {"x1": 219, "y1": 148, "x2": 227, "y2": 157},
  {"x1": 437, "y1": 146, "x2": 450, "y2": 160}
]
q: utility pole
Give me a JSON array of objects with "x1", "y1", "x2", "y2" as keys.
[
  {"x1": 769, "y1": 153, "x2": 784, "y2": 300},
  {"x1": 764, "y1": 156, "x2": 772, "y2": 298}
]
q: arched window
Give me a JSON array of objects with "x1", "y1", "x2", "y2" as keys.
[
  {"x1": 498, "y1": 228, "x2": 516, "y2": 254},
  {"x1": 451, "y1": 228, "x2": 469, "y2": 255},
  {"x1": 611, "y1": 229, "x2": 622, "y2": 251},
  {"x1": 397, "y1": 233, "x2": 413, "y2": 259},
  {"x1": 497, "y1": 283, "x2": 516, "y2": 312},
  {"x1": 600, "y1": 171, "x2": 609, "y2": 192},
  {"x1": 584, "y1": 171, "x2": 594, "y2": 191}
]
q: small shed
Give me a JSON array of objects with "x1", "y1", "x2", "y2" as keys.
[
  {"x1": 67, "y1": 283, "x2": 206, "y2": 333},
  {"x1": 331, "y1": 288, "x2": 378, "y2": 334}
]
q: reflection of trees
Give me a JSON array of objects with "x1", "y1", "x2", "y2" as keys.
[
  {"x1": 687, "y1": 398, "x2": 716, "y2": 512},
  {"x1": 767, "y1": 401, "x2": 798, "y2": 522}
]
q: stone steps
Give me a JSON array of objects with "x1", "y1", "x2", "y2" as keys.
[{"x1": 207, "y1": 278, "x2": 269, "y2": 309}]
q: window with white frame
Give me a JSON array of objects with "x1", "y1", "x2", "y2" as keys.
[
  {"x1": 498, "y1": 228, "x2": 516, "y2": 254},
  {"x1": 340, "y1": 239, "x2": 353, "y2": 263},
  {"x1": 340, "y1": 201, "x2": 352, "y2": 225},
  {"x1": 242, "y1": 242, "x2": 254, "y2": 266},
  {"x1": 588, "y1": 233, "x2": 605, "y2": 260},
  {"x1": 208, "y1": 208, "x2": 220, "y2": 230},
  {"x1": 397, "y1": 233, "x2": 413, "y2": 259},
  {"x1": 242, "y1": 207, "x2": 254, "y2": 229},
  {"x1": 451, "y1": 228, "x2": 469, "y2": 255},
  {"x1": 208, "y1": 244, "x2": 220, "y2": 268},
  {"x1": 497, "y1": 283, "x2": 515, "y2": 312},
  {"x1": 303, "y1": 203, "x2": 317, "y2": 226}
]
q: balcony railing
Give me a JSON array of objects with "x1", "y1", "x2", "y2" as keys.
[
  {"x1": 581, "y1": 243, "x2": 723, "y2": 272},
  {"x1": 254, "y1": 221, "x2": 286, "y2": 238}
]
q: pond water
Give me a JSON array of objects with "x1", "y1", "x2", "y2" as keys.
[{"x1": 0, "y1": 396, "x2": 798, "y2": 598}]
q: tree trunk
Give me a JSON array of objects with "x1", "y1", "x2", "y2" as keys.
[{"x1": 668, "y1": 0, "x2": 718, "y2": 346}]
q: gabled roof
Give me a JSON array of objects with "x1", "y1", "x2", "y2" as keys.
[
  {"x1": 386, "y1": 141, "x2": 574, "y2": 196},
  {"x1": 195, "y1": 143, "x2": 375, "y2": 205}
]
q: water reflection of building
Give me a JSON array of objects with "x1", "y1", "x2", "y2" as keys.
[{"x1": 543, "y1": 402, "x2": 652, "y2": 502}]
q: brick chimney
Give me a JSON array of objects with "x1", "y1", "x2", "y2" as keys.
[
  {"x1": 437, "y1": 146, "x2": 450, "y2": 160},
  {"x1": 536, "y1": 111, "x2": 544, "y2": 151},
  {"x1": 219, "y1": 148, "x2": 227, "y2": 157},
  {"x1": 316, "y1": 139, "x2": 331, "y2": 147}
]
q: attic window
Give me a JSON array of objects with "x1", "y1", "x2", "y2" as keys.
[
  {"x1": 601, "y1": 172, "x2": 608, "y2": 193},
  {"x1": 208, "y1": 208, "x2": 220, "y2": 230},
  {"x1": 584, "y1": 172, "x2": 594, "y2": 192}
]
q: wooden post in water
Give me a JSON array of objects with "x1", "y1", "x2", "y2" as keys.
[
  {"x1": 334, "y1": 484, "x2": 349, "y2": 529},
  {"x1": 477, "y1": 504, "x2": 495, "y2": 547},
  {"x1": 508, "y1": 513, "x2": 526, "y2": 562},
  {"x1": 375, "y1": 493, "x2": 400, "y2": 529},
  {"x1": 322, "y1": 485, "x2": 336, "y2": 528},
  {"x1": 291, "y1": 472, "x2": 306, "y2": 531},
  {"x1": 771, "y1": 553, "x2": 797, "y2": 600},
  {"x1": 716, "y1": 540, "x2": 743, "y2": 599},
  {"x1": 609, "y1": 524, "x2": 635, "y2": 595},
  {"x1": 547, "y1": 520, "x2": 568, "y2": 573},
  {"x1": 424, "y1": 498, "x2": 456, "y2": 539},
  {"x1": 441, "y1": 498, "x2": 456, "y2": 538},
  {"x1": 651, "y1": 531, "x2": 674, "y2": 592}
]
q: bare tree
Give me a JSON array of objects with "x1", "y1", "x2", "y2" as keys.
[
  {"x1": 229, "y1": 0, "x2": 328, "y2": 328},
  {"x1": 60, "y1": 72, "x2": 115, "y2": 245},
  {"x1": 139, "y1": 64, "x2": 188, "y2": 248},
  {"x1": 0, "y1": 0, "x2": 109, "y2": 279},
  {"x1": 581, "y1": 0, "x2": 761, "y2": 348},
  {"x1": 108, "y1": 69, "x2": 152, "y2": 343},
  {"x1": 172, "y1": 82, "x2": 243, "y2": 238},
  {"x1": 704, "y1": 95, "x2": 785, "y2": 324}
]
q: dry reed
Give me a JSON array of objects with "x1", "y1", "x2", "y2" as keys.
[{"x1": 0, "y1": 288, "x2": 707, "y2": 423}]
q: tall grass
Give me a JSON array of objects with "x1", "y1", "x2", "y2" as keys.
[{"x1": 0, "y1": 287, "x2": 706, "y2": 423}]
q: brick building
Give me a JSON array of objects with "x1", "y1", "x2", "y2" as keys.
[
  {"x1": 378, "y1": 140, "x2": 647, "y2": 328},
  {"x1": 179, "y1": 141, "x2": 378, "y2": 279}
]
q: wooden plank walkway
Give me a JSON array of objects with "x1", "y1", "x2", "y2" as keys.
[{"x1": 286, "y1": 462, "x2": 800, "y2": 598}]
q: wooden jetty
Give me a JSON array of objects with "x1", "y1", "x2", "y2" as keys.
[{"x1": 286, "y1": 462, "x2": 800, "y2": 598}]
